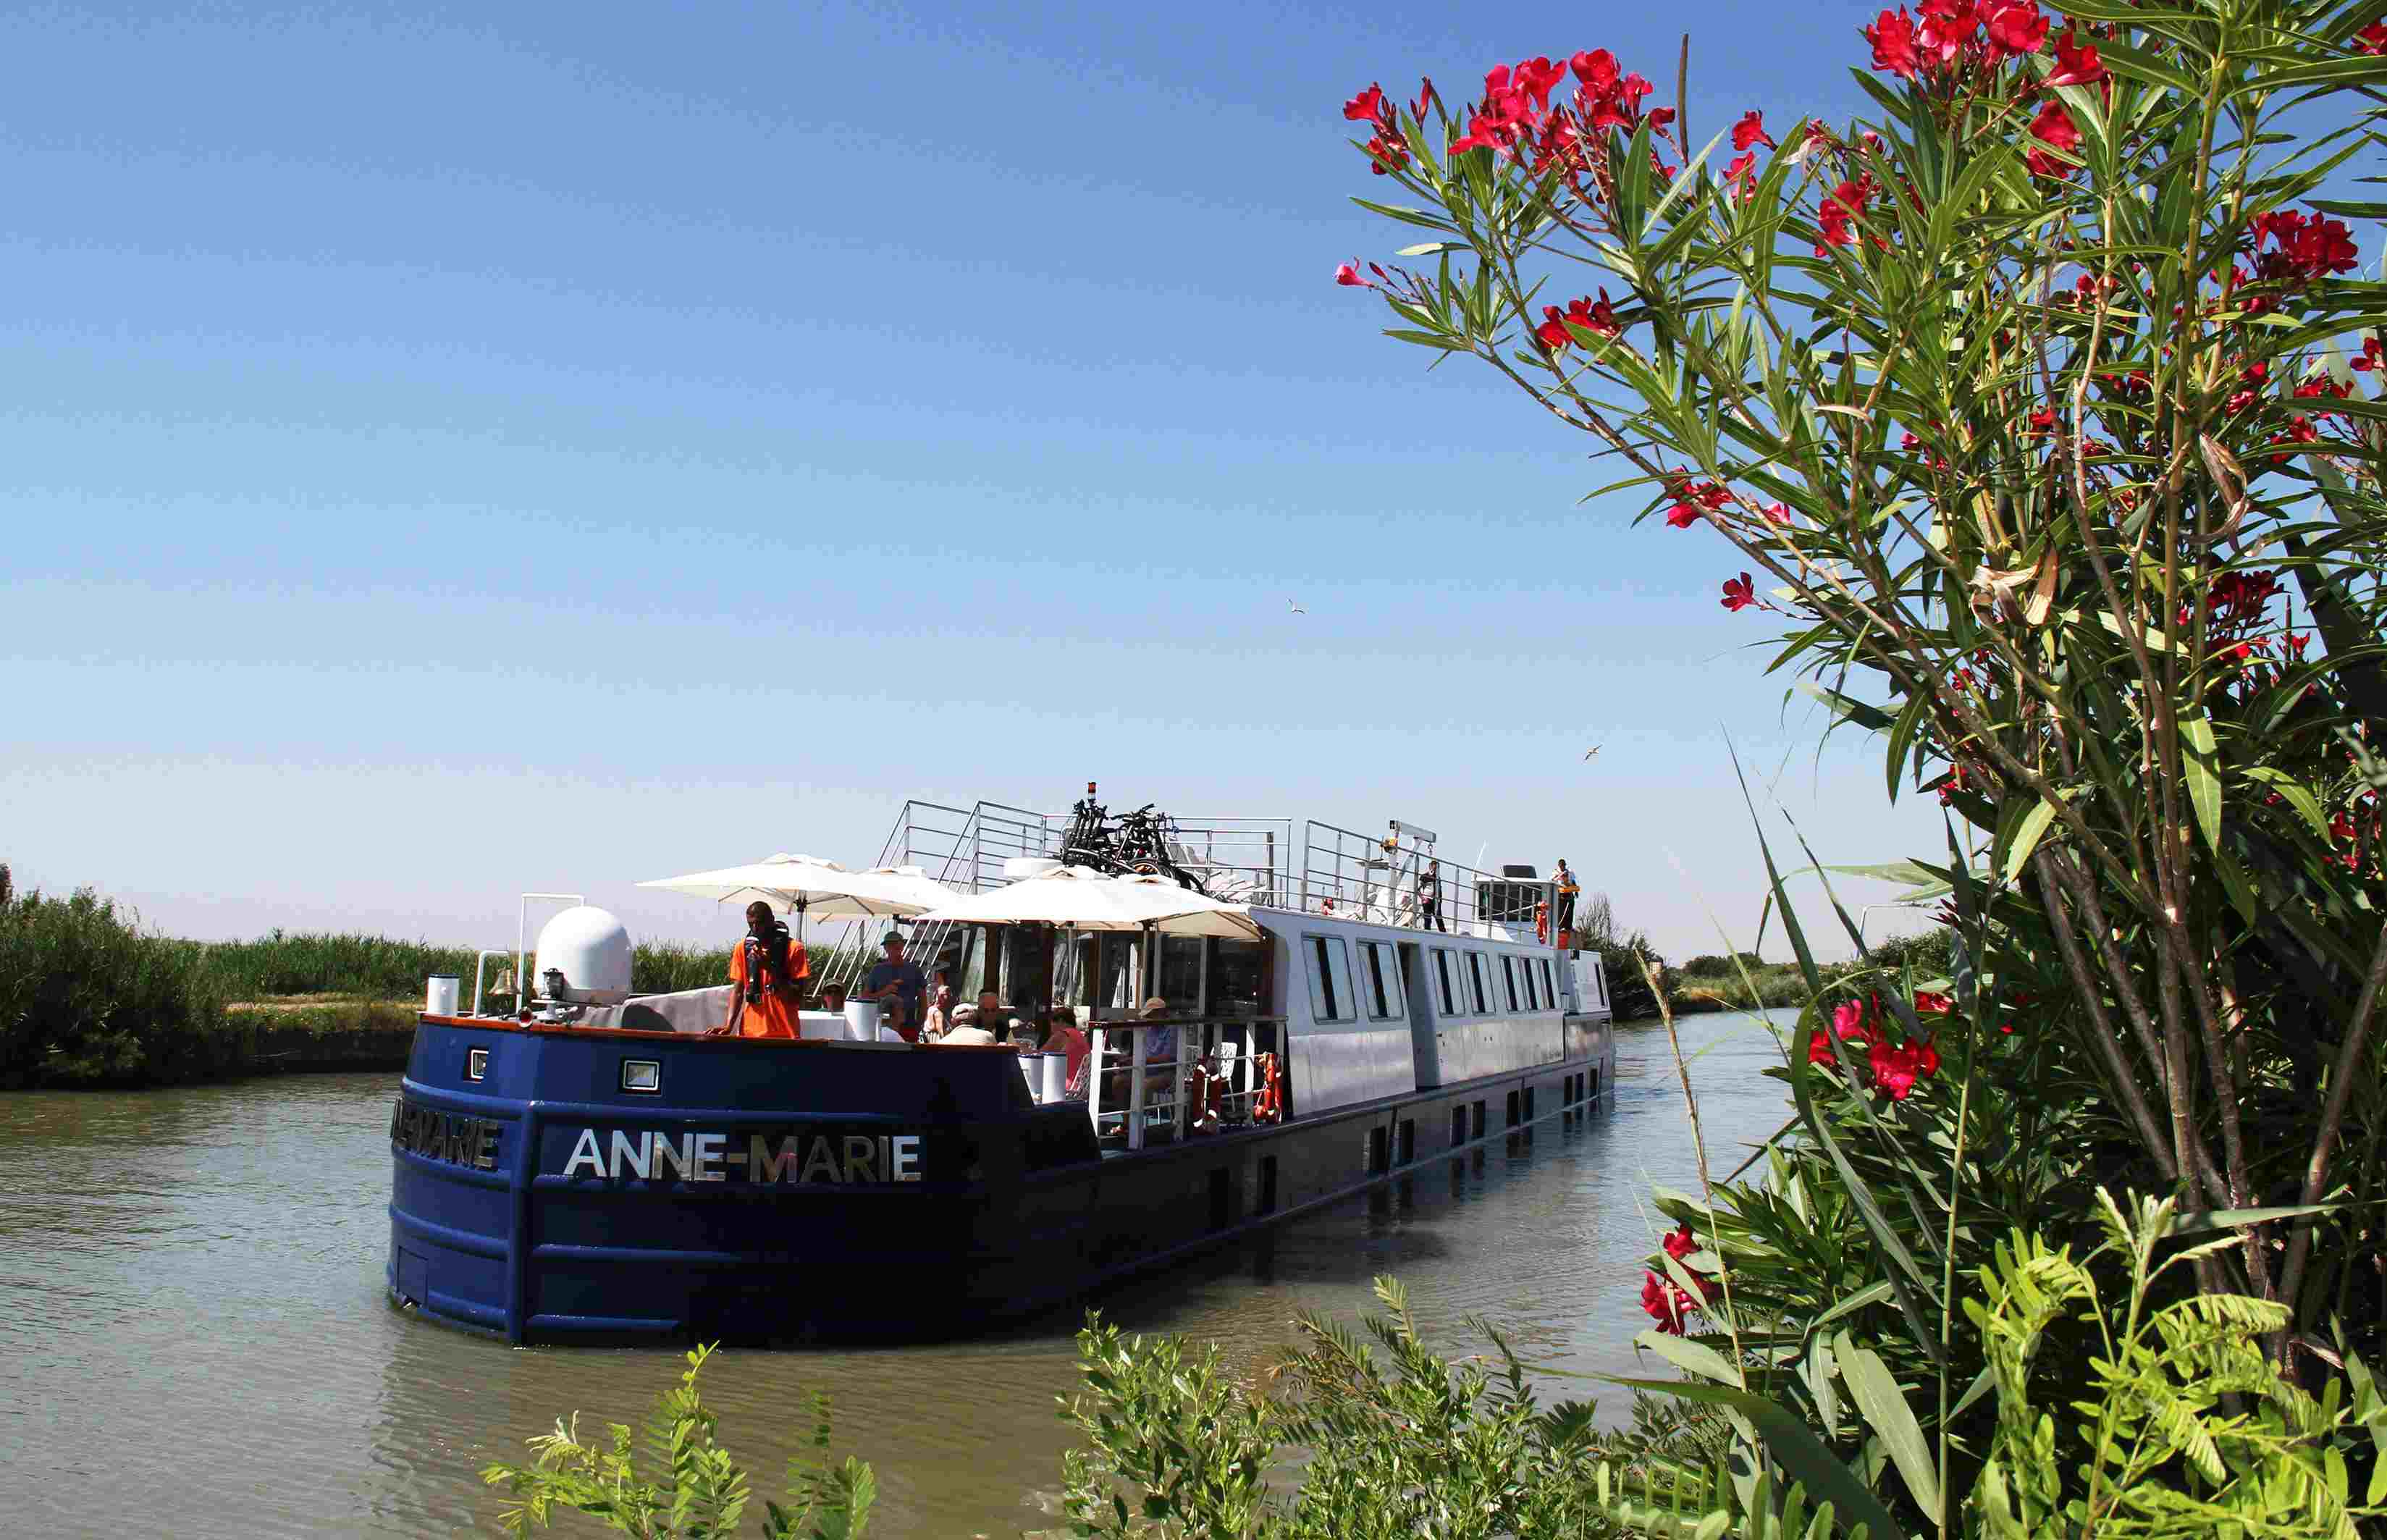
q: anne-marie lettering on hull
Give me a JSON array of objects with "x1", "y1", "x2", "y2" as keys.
[{"x1": 388, "y1": 793, "x2": 1616, "y2": 1345}]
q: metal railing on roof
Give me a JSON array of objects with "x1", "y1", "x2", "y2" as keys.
[{"x1": 813, "y1": 801, "x2": 1548, "y2": 998}]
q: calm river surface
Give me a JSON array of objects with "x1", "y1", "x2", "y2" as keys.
[{"x1": 1, "y1": 1009, "x2": 1792, "y2": 1538}]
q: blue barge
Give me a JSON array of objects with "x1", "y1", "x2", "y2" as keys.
[{"x1": 388, "y1": 801, "x2": 1617, "y2": 1345}]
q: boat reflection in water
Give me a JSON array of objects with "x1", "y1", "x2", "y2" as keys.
[{"x1": 387, "y1": 794, "x2": 1615, "y2": 1344}]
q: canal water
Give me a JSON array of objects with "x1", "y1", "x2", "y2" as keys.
[{"x1": 1, "y1": 1009, "x2": 1791, "y2": 1538}]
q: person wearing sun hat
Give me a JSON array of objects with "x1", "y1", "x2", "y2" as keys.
[{"x1": 857, "y1": 930, "x2": 927, "y2": 1040}]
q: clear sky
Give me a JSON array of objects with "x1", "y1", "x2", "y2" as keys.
[{"x1": 1, "y1": 0, "x2": 1950, "y2": 962}]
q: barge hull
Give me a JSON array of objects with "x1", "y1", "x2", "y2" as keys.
[{"x1": 386, "y1": 1017, "x2": 1613, "y2": 1345}]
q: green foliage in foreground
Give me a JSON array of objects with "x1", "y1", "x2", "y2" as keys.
[
  {"x1": 1058, "y1": 1200, "x2": 2387, "y2": 1539},
  {"x1": 488, "y1": 1198, "x2": 2387, "y2": 1538},
  {"x1": 481, "y1": 1345, "x2": 875, "y2": 1540}
]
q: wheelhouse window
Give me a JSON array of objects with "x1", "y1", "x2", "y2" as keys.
[
  {"x1": 1158, "y1": 935, "x2": 1204, "y2": 1006},
  {"x1": 1207, "y1": 938, "x2": 1266, "y2": 1018},
  {"x1": 1433, "y1": 949, "x2": 1457, "y2": 1014},
  {"x1": 1307, "y1": 935, "x2": 1355, "y2": 1022},
  {"x1": 1465, "y1": 952, "x2": 1489, "y2": 1013}
]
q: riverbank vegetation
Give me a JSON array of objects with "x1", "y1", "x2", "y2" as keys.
[{"x1": 0, "y1": 862, "x2": 865, "y2": 1086}]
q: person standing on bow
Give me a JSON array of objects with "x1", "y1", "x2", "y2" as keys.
[
  {"x1": 1553, "y1": 859, "x2": 1580, "y2": 946},
  {"x1": 1416, "y1": 859, "x2": 1446, "y2": 932},
  {"x1": 715, "y1": 901, "x2": 809, "y2": 1038}
]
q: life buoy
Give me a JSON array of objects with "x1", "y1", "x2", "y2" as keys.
[
  {"x1": 1535, "y1": 899, "x2": 1550, "y2": 943},
  {"x1": 1185, "y1": 1062, "x2": 1225, "y2": 1132},
  {"x1": 1252, "y1": 1052, "x2": 1284, "y2": 1124}
]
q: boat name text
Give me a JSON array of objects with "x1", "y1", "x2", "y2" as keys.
[
  {"x1": 556, "y1": 1128, "x2": 924, "y2": 1185},
  {"x1": 390, "y1": 1097, "x2": 501, "y2": 1171}
]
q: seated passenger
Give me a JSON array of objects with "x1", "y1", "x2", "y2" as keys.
[
  {"x1": 933, "y1": 1003, "x2": 997, "y2": 1045},
  {"x1": 1139, "y1": 996, "x2": 1179, "y2": 1101},
  {"x1": 920, "y1": 983, "x2": 954, "y2": 1039},
  {"x1": 1049, "y1": 1006, "x2": 1091, "y2": 1096},
  {"x1": 712, "y1": 901, "x2": 808, "y2": 1038},
  {"x1": 817, "y1": 981, "x2": 849, "y2": 1014}
]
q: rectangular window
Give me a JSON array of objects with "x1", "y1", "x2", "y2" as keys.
[
  {"x1": 1539, "y1": 958, "x2": 1557, "y2": 1008},
  {"x1": 1307, "y1": 936, "x2": 1355, "y2": 1022},
  {"x1": 1434, "y1": 950, "x2": 1457, "y2": 1014},
  {"x1": 1520, "y1": 959, "x2": 1538, "y2": 1010},
  {"x1": 1465, "y1": 953, "x2": 1488, "y2": 1013},
  {"x1": 1451, "y1": 1106, "x2": 1468, "y2": 1147},
  {"x1": 1499, "y1": 955, "x2": 1520, "y2": 1012},
  {"x1": 1361, "y1": 943, "x2": 1405, "y2": 1020}
]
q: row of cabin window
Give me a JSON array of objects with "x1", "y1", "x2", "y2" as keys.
[{"x1": 1304, "y1": 935, "x2": 1561, "y2": 1025}]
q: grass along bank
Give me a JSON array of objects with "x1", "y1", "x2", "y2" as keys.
[{"x1": 0, "y1": 863, "x2": 856, "y2": 1087}]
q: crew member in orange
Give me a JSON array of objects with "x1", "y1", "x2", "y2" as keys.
[{"x1": 715, "y1": 900, "x2": 809, "y2": 1038}]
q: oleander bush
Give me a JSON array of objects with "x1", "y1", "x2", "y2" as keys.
[{"x1": 1336, "y1": 0, "x2": 2387, "y2": 1368}]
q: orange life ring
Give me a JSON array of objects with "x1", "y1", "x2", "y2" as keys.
[
  {"x1": 1535, "y1": 899, "x2": 1550, "y2": 943},
  {"x1": 1252, "y1": 1052, "x2": 1284, "y2": 1124}
]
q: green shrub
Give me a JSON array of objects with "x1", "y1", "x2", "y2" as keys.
[
  {"x1": 0, "y1": 885, "x2": 251, "y2": 1087},
  {"x1": 481, "y1": 1345, "x2": 875, "y2": 1539}
]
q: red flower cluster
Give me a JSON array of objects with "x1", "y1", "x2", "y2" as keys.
[
  {"x1": 2360, "y1": 20, "x2": 2387, "y2": 54},
  {"x1": 2045, "y1": 26, "x2": 2107, "y2": 86},
  {"x1": 1446, "y1": 55, "x2": 1568, "y2": 157},
  {"x1": 1570, "y1": 49, "x2": 1659, "y2": 132},
  {"x1": 2250, "y1": 209, "x2": 2360, "y2": 287},
  {"x1": 1816, "y1": 176, "x2": 1877, "y2": 254},
  {"x1": 1342, "y1": 77, "x2": 1438, "y2": 174},
  {"x1": 1806, "y1": 996, "x2": 1941, "y2": 1101},
  {"x1": 1720, "y1": 573, "x2": 1756, "y2": 612},
  {"x1": 2206, "y1": 568, "x2": 2283, "y2": 626},
  {"x1": 1641, "y1": 1223, "x2": 1719, "y2": 1334},
  {"x1": 1536, "y1": 290, "x2": 1620, "y2": 351},
  {"x1": 1641, "y1": 1268, "x2": 1697, "y2": 1332},
  {"x1": 1867, "y1": 0, "x2": 2055, "y2": 80},
  {"x1": 2026, "y1": 100, "x2": 2081, "y2": 180},
  {"x1": 1665, "y1": 478, "x2": 1732, "y2": 528},
  {"x1": 2353, "y1": 337, "x2": 2383, "y2": 374}
]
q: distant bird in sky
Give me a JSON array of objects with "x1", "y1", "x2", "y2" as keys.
[
  {"x1": 1583, "y1": 744, "x2": 1604, "y2": 760},
  {"x1": 1287, "y1": 599, "x2": 1306, "y2": 614}
]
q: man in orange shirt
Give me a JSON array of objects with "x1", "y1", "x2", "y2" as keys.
[{"x1": 715, "y1": 901, "x2": 809, "y2": 1038}]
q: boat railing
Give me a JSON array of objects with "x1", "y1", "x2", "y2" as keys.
[
  {"x1": 1085, "y1": 1015, "x2": 1289, "y2": 1150},
  {"x1": 1298, "y1": 820, "x2": 1543, "y2": 938}
]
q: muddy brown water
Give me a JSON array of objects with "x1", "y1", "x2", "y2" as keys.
[{"x1": 0, "y1": 1010, "x2": 1792, "y2": 1536}]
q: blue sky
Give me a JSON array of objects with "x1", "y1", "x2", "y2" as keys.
[{"x1": 1, "y1": 0, "x2": 1950, "y2": 961}]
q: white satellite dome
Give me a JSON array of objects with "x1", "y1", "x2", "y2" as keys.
[{"x1": 533, "y1": 906, "x2": 633, "y2": 1005}]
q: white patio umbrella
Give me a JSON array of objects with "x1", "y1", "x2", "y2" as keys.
[
  {"x1": 910, "y1": 867, "x2": 1262, "y2": 941},
  {"x1": 637, "y1": 854, "x2": 957, "y2": 941}
]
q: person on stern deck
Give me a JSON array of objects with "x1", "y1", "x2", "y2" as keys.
[
  {"x1": 920, "y1": 983, "x2": 954, "y2": 1038},
  {"x1": 712, "y1": 901, "x2": 809, "y2": 1038},
  {"x1": 858, "y1": 931, "x2": 927, "y2": 1040}
]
